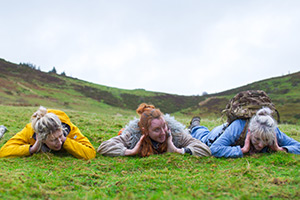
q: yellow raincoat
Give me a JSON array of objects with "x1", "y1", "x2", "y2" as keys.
[{"x1": 0, "y1": 109, "x2": 96, "y2": 160}]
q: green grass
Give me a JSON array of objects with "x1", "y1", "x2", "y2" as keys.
[{"x1": 0, "y1": 106, "x2": 299, "y2": 200}]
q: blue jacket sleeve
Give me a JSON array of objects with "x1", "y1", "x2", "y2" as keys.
[
  {"x1": 210, "y1": 120, "x2": 247, "y2": 158},
  {"x1": 276, "y1": 128, "x2": 300, "y2": 154}
]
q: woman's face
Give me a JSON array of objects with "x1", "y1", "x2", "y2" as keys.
[
  {"x1": 148, "y1": 117, "x2": 168, "y2": 143},
  {"x1": 44, "y1": 129, "x2": 64, "y2": 151},
  {"x1": 250, "y1": 133, "x2": 268, "y2": 152}
]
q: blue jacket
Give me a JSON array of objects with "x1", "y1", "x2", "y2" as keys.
[{"x1": 191, "y1": 119, "x2": 300, "y2": 158}]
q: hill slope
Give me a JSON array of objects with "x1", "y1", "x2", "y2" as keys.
[
  {"x1": 0, "y1": 58, "x2": 205, "y2": 113},
  {"x1": 1, "y1": 58, "x2": 299, "y2": 124},
  {"x1": 181, "y1": 72, "x2": 300, "y2": 124}
]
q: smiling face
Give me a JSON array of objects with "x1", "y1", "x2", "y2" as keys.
[
  {"x1": 148, "y1": 117, "x2": 168, "y2": 143},
  {"x1": 44, "y1": 129, "x2": 64, "y2": 151}
]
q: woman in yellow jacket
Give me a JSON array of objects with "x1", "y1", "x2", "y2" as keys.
[{"x1": 0, "y1": 106, "x2": 95, "y2": 160}]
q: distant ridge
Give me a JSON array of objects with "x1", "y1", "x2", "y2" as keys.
[
  {"x1": 0, "y1": 58, "x2": 205, "y2": 113},
  {"x1": 1, "y1": 58, "x2": 299, "y2": 124}
]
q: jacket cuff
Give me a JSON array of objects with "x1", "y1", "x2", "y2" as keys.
[
  {"x1": 120, "y1": 147, "x2": 127, "y2": 156},
  {"x1": 184, "y1": 147, "x2": 192, "y2": 155}
]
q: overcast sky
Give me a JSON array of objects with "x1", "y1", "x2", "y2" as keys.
[{"x1": 1, "y1": 0, "x2": 299, "y2": 95}]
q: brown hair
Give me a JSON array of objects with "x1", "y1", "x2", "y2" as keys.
[{"x1": 136, "y1": 103, "x2": 168, "y2": 157}]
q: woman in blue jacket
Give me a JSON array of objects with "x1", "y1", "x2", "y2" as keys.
[{"x1": 189, "y1": 107, "x2": 300, "y2": 158}]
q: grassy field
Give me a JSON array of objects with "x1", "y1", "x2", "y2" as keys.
[{"x1": 0, "y1": 105, "x2": 299, "y2": 200}]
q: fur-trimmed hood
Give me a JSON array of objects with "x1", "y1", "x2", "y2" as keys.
[{"x1": 123, "y1": 114, "x2": 187, "y2": 149}]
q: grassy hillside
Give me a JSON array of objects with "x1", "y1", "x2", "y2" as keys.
[
  {"x1": 1, "y1": 58, "x2": 299, "y2": 124},
  {"x1": 181, "y1": 72, "x2": 300, "y2": 124},
  {"x1": 0, "y1": 106, "x2": 299, "y2": 199},
  {"x1": 0, "y1": 58, "x2": 204, "y2": 114}
]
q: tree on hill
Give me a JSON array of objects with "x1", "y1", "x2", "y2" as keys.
[
  {"x1": 20, "y1": 62, "x2": 36, "y2": 70},
  {"x1": 49, "y1": 67, "x2": 57, "y2": 74}
]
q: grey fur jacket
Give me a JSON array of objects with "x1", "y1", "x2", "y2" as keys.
[{"x1": 97, "y1": 114, "x2": 211, "y2": 157}]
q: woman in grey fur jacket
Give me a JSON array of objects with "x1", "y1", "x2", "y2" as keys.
[{"x1": 97, "y1": 103, "x2": 211, "y2": 157}]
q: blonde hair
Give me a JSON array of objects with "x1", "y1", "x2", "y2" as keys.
[
  {"x1": 31, "y1": 106, "x2": 62, "y2": 142},
  {"x1": 249, "y1": 107, "x2": 276, "y2": 146}
]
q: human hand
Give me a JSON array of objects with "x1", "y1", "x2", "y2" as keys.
[
  {"x1": 166, "y1": 129, "x2": 183, "y2": 154},
  {"x1": 269, "y1": 134, "x2": 287, "y2": 152},
  {"x1": 124, "y1": 135, "x2": 145, "y2": 156},
  {"x1": 241, "y1": 131, "x2": 251, "y2": 154},
  {"x1": 29, "y1": 134, "x2": 42, "y2": 154}
]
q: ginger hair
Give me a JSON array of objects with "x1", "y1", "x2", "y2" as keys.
[{"x1": 136, "y1": 103, "x2": 168, "y2": 157}]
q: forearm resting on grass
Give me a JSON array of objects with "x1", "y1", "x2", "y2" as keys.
[
  {"x1": 97, "y1": 132, "x2": 134, "y2": 156},
  {"x1": 124, "y1": 135, "x2": 145, "y2": 156}
]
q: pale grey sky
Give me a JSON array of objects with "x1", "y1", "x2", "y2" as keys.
[{"x1": 1, "y1": 0, "x2": 299, "y2": 95}]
